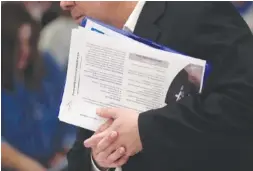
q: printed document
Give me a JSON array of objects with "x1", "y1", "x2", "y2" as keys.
[{"x1": 59, "y1": 24, "x2": 206, "y2": 131}]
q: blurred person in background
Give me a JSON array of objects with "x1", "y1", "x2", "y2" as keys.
[
  {"x1": 39, "y1": 6, "x2": 77, "y2": 72},
  {"x1": 23, "y1": 1, "x2": 52, "y2": 22},
  {"x1": 23, "y1": 1, "x2": 55, "y2": 26},
  {"x1": 3, "y1": 1, "x2": 60, "y2": 27},
  {"x1": 1, "y1": 2, "x2": 75, "y2": 171},
  {"x1": 233, "y1": 1, "x2": 253, "y2": 33},
  {"x1": 38, "y1": 4, "x2": 78, "y2": 166}
]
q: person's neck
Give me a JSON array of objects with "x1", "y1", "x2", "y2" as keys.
[{"x1": 112, "y1": 1, "x2": 137, "y2": 29}]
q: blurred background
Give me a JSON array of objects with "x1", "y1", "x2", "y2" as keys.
[
  {"x1": 1, "y1": 1, "x2": 77, "y2": 171},
  {"x1": 1, "y1": 1, "x2": 252, "y2": 171}
]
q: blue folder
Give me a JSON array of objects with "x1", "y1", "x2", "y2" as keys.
[{"x1": 80, "y1": 17, "x2": 211, "y2": 82}]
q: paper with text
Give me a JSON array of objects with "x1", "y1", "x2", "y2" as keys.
[{"x1": 59, "y1": 27, "x2": 206, "y2": 131}]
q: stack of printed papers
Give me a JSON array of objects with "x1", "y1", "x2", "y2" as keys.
[{"x1": 58, "y1": 19, "x2": 207, "y2": 131}]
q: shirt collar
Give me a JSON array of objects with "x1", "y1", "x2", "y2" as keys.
[{"x1": 123, "y1": 1, "x2": 146, "y2": 32}]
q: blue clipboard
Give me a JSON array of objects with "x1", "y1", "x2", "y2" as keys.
[{"x1": 80, "y1": 17, "x2": 211, "y2": 82}]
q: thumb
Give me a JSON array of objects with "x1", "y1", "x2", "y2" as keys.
[{"x1": 96, "y1": 108, "x2": 119, "y2": 119}]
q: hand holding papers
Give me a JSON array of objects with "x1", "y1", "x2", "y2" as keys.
[{"x1": 59, "y1": 19, "x2": 207, "y2": 131}]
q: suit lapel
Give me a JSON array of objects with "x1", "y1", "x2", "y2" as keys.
[{"x1": 134, "y1": 1, "x2": 166, "y2": 42}]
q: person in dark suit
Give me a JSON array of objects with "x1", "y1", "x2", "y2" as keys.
[{"x1": 60, "y1": 1, "x2": 253, "y2": 171}]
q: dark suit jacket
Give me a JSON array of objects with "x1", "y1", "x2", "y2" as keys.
[{"x1": 67, "y1": 2, "x2": 253, "y2": 171}]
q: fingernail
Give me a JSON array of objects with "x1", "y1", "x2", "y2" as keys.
[
  {"x1": 119, "y1": 147, "x2": 125, "y2": 154},
  {"x1": 110, "y1": 131, "x2": 117, "y2": 138}
]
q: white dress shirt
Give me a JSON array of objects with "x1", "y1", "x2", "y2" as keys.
[
  {"x1": 242, "y1": 5, "x2": 253, "y2": 33},
  {"x1": 91, "y1": 1, "x2": 146, "y2": 171}
]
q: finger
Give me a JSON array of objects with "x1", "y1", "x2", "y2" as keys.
[
  {"x1": 96, "y1": 141, "x2": 118, "y2": 162},
  {"x1": 110, "y1": 155, "x2": 129, "y2": 168},
  {"x1": 106, "y1": 147, "x2": 125, "y2": 164},
  {"x1": 96, "y1": 108, "x2": 119, "y2": 119},
  {"x1": 95, "y1": 119, "x2": 113, "y2": 134},
  {"x1": 95, "y1": 131, "x2": 118, "y2": 154},
  {"x1": 84, "y1": 131, "x2": 109, "y2": 148}
]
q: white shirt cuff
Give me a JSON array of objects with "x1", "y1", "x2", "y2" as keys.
[
  {"x1": 90, "y1": 154, "x2": 122, "y2": 171},
  {"x1": 91, "y1": 154, "x2": 108, "y2": 171}
]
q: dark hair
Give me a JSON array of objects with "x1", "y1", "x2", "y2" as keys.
[{"x1": 1, "y1": 2, "x2": 44, "y2": 91}]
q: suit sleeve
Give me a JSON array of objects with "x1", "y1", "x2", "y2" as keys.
[
  {"x1": 67, "y1": 128, "x2": 93, "y2": 171},
  {"x1": 138, "y1": 2, "x2": 253, "y2": 170}
]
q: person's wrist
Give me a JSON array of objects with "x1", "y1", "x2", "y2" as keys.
[{"x1": 92, "y1": 153, "x2": 109, "y2": 171}]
